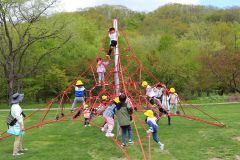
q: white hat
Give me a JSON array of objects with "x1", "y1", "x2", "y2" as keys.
[{"x1": 11, "y1": 93, "x2": 24, "y2": 104}]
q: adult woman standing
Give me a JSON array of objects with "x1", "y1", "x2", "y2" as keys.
[{"x1": 7, "y1": 93, "x2": 27, "y2": 156}]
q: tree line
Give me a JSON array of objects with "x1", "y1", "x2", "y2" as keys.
[{"x1": 0, "y1": 1, "x2": 239, "y2": 103}]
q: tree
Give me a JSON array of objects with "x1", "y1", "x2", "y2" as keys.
[
  {"x1": 0, "y1": 0, "x2": 71, "y2": 102},
  {"x1": 201, "y1": 51, "x2": 240, "y2": 93}
]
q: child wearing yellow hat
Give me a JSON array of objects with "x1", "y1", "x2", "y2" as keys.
[
  {"x1": 144, "y1": 110, "x2": 164, "y2": 151},
  {"x1": 141, "y1": 81, "x2": 155, "y2": 105},
  {"x1": 169, "y1": 88, "x2": 180, "y2": 114},
  {"x1": 101, "y1": 97, "x2": 119, "y2": 137},
  {"x1": 96, "y1": 95, "x2": 109, "y2": 115},
  {"x1": 71, "y1": 80, "x2": 86, "y2": 113}
]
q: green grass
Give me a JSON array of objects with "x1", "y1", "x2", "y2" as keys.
[
  {"x1": 187, "y1": 95, "x2": 230, "y2": 104},
  {"x1": 0, "y1": 104, "x2": 240, "y2": 160}
]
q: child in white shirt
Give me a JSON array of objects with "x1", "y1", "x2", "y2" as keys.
[
  {"x1": 107, "y1": 27, "x2": 118, "y2": 57},
  {"x1": 144, "y1": 110, "x2": 164, "y2": 151}
]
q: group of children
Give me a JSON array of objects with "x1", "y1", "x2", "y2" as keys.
[
  {"x1": 141, "y1": 81, "x2": 180, "y2": 126},
  {"x1": 70, "y1": 78, "x2": 172, "y2": 151},
  {"x1": 67, "y1": 27, "x2": 183, "y2": 151}
]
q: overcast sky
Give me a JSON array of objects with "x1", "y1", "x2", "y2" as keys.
[{"x1": 58, "y1": 0, "x2": 240, "y2": 12}]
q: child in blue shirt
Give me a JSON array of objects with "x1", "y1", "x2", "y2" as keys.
[
  {"x1": 144, "y1": 110, "x2": 164, "y2": 151},
  {"x1": 71, "y1": 80, "x2": 86, "y2": 113},
  {"x1": 101, "y1": 97, "x2": 119, "y2": 137}
]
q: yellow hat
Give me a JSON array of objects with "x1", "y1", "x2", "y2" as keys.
[
  {"x1": 144, "y1": 110, "x2": 154, "y2": 118},
  {"x1": 102, "y1": 95, "x2": 108, "y2": 100},
  {"x1": 169, "y1": 88, "x2": 175, "y2": 93},
  {"x1": 141, "y1": 81, "x2": 148, "y2": 87},
  {"x1": 113, "y1": 97, "x2": 120, "y2": 103},
  {"x1": 76, "y1": 80, "x2": 83, "y2": 86}
]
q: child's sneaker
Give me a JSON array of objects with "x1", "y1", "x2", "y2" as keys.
[
  {"x1": 101, "y1": 128, "x2": 106, "y2": 132},
  {"x1": 128, "y1": 140, "x2": 134, "y2": 145},
  {"x1": 13, "y1": 152, "x2": 24, "y2": 156},
  {"x1": 160, "y1": 143, "x2": 164, "y2": 151},
  {"x1": 88, "y1": 124, "x2": 91, "y2": 127},
  {"x1": 146, "y1": 128, "x2": 154, "y2": 134},
  {"x1": 19, "y1": 148, "x2": 28, "y2": 152},
  {"x1": 84, "y1": 125, "x2": 87, "y2": 127},
  {"x1": 105, "y1": 133, "x2": 114, "y2": 137},
  {"x1": 121, "y1": 143, "x2": 126, "y2": 148},
  {"x1": 71, "y1": 109, "x2": 75, "y2": 113}
]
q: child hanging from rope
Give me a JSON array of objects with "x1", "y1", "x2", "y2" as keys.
[
  {"x1": 169, "y1": 88, "x2": 180, "y2": 114},
  {"x1": 144, "y1": 110, "x2": 164, "y2": 151},
  {"x1": 83, "y1": 105, "x2": 91, "y2": 127},
  {"x1": 106, "y1": 27, "x2": 118, "y2": 57},
  {"x1": 101, "y1": 97, "x2": 119, "y2": 137},
  {"x1": 97, "y1": 57, "x2": 109, "y2": 86},
  {"x1": 71, "y1": 80, "x2": 86, "y2": 113}
]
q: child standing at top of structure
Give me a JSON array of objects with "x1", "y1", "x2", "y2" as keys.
[
  {"x1": 71, "y1": 80, "x2": 86, "y2": 113},
  {"x1": 144, "y1": 110, "x2": 164, "y2": 151},
  {"x1": 107, "y1": 27, "x2": 118, "y2": 57},
  {"x1": 97, "y1": 57, "x2": 109, "y2": 85},
  {"x1": 169, "y1": 88, "x2": 180, "y2": 114}
]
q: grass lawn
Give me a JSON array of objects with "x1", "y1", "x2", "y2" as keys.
[{"x1": 0, "y1": 103, "x2": 240, "y2": 160}]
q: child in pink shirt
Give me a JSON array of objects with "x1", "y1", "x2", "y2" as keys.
[
  {"x1": 169, "y1": 88, "x2": 180, "y2": 114},
  {"x1": 97, "y1": 58, "x2": 109, "y2": 85},
  {"x1": 83, "y1": 105, "x2": 91, "y2": 127}
]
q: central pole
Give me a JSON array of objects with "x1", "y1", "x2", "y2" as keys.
[{"x1": 113, "y1": 19, "x2": 120, "y2": 96}]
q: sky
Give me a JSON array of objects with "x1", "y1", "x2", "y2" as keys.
[{"x1": 59, "y1": 0, "x2": 240, "y2": 12}]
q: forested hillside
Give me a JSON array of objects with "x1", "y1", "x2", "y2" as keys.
[{"x1": 1, "y1": 4, "x2": 240, "y2": 102}]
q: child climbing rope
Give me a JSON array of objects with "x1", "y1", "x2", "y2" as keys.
[
  {"x1": 101, "y1": 97, "x2": 119, "y2": 137},
  {"x1": 158, "y1": 104, "x2": 171, "y2": 126},
  {"x1": 152, "y1": 83, "x2": 163, "y2": 106},
  {"x1": 169, "y1": 88, "x2": 180, "y2": 114},
  {"x1": 97, "y1": 95, "x2": 109, "y2": 128},
  {"x1": 97, "y1": 95, "x2": 109, "y2": 116},
  {"x1": 107, "y1": 27, "x2": 118, "y2": 57},
  {"x1": 83, "y1": 105, "x2": 91, "y2": 127},
  {"x1": 144, "y1": 110, "x2": 164, "y2": 151},
  {"x1": 161, "y1": 88, "x2": 170, "y2": 111},
  {"x1": 71, "y1": 80, "x2": 86, "y2": 113},
  {"x1": 97, "y1": 57, "x2": 109, "y2": 86},
  {"x1": 141, "y1": 81, "x2": 155, "y2": 105}
]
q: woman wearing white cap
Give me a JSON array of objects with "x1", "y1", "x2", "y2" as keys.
[{"x1": 7, "y1": 93, "x2": 27, "y2": 156}]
